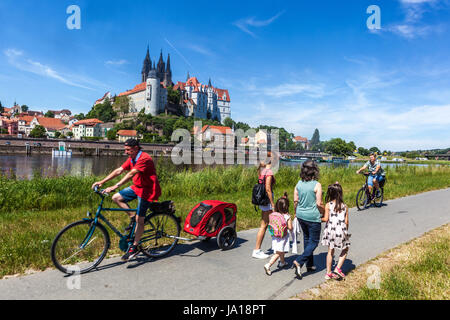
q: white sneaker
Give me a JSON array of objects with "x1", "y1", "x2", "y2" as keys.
[
  {"x1": 277, "y1": 261, "x2": 289, "y2": 269},
  {"x1": 252, "y1": 249, "x2": 269, "y2": 259}
]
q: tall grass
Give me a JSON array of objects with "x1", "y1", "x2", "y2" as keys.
[
  {"x1": 0, "y1": 164, "x2": 449, "y2": 278},
  {"x1": 1, "y1": 163, "x2": 449, "y2": 214}
]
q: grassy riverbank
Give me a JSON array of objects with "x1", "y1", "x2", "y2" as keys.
[
  {"x1": 294, "y1": 224, "x2": 450, "y2": 300},
  {"x1": 1, "y1": 164, "x2": 450, "y2": 278}
]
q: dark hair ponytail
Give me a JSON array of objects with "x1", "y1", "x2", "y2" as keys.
[
  {"x1": 325, "y1": 183, "x2": 344, "y2": 212},
  {"x1": 275, "y1": 192, "x2": 290, "y2": 213}
]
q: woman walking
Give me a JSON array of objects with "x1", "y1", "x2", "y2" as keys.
[
  {"x1": 252, "y1": 154, "x2": 276, "y2": 259},
  {"x1": 292, "y1": 160, "x2": 324, "y2": 278}
]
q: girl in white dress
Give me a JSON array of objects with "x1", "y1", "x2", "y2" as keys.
[
  {"x1": 264, "y1": 192, "x2": 293, "y2": 276},
  {"x1": 321, "y1": 183, "x2": 350, "y2": 280}
]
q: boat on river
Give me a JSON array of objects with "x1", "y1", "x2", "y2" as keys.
[{"x1": 280, "y1": 156, "x2": 308, "y2": 162}]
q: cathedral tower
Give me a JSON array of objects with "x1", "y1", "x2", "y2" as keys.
[{"x1": 141, "y1": 46, "x2": 152, "y2": 83}]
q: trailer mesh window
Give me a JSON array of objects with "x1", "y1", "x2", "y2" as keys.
[
  {"x1": 205, "y1": 212, "x2": 223, "y2": 234},
  {"x1": 189, "y1": 203, "x2": 213, "y2": 228}
]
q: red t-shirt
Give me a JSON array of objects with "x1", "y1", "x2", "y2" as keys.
[{"x1": 121, "y1": 152, "x2": 161, "y2": 202}]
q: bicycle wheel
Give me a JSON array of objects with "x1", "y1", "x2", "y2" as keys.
[
  {"x1": 51, "y1": 220, "x2": 110, "y2": 275},
  {"x1": 373, "y1": 188, "x2": 384, "y2": 207},
  {"x1": 140, "y1": 213, "x2": 180, "y2": 258},
  {"x1": 356, "y1": 188, "x2": 368, "y2": 211}
]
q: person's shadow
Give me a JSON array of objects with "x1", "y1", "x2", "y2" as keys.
[{"x1": 269, "y1": 252, "x2": 356, "y2": 277}]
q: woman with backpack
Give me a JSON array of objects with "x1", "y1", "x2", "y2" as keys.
[
  {"x1": 292, "y1": 160, "x2": 324, "y2": 279},
  {"x1": 252, "y1": 154, "x2": 276, "y2": 259},
  {"x1": 264, "y1": 192, "x2": 293, "y2": 275}
]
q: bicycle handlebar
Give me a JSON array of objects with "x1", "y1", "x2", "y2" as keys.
[{"x1": 93, "y1": 185, "x2": 109, "y2": 197}]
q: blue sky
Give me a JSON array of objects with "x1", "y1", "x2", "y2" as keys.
[{"x1": 1, "y1": 0, "x2": 450, "y2": 151}]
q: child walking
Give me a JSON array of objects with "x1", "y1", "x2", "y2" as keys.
[
  {"x1": 264, "y1": 192, "x2": 293, "y2": 276},
  {"x1": 321, "y1": 183, "x2": 350, "y2": 280}
]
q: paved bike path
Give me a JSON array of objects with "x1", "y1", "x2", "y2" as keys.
[{"x1": 1, "y1": 188, "x2": 449, "y2": 300}]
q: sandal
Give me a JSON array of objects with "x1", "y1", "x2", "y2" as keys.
[
  {"x1": 293, "y1": 261, "x2": 302, "y2": 279},
  {"x1": 334, "y1": 267, "x2": 346, "y2": 279},
  {"x1": 264, "y1": 263, "x2": 272, "y2": 276}
]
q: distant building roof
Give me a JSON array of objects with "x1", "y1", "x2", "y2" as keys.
[
  {"x1": 72, "y1": 119, "x2": 103, "y2": 127},
  {"x1": 118, "y1": 82, "x2": 146, "y2": 97},
  {"x1": 117, "y1": 130, "x2": 137, "y2": 137},
  {"x1": 37, "y1": 117, "x2": 66, "y2": 130},
  {"x1": 202, "y1": 125, "x2": 233, "y2": 135},
  {"x1": 293, "y1": 136, "x2": 308, "y2": 142}
]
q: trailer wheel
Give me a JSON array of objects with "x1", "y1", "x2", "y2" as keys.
[{"x1": 217, "y1": 226, "x2": 237, "y2": 250}]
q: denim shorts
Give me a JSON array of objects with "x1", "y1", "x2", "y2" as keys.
[
  {"x1": 119, "y1": 187, "x2": 152, "y2": 217},
  {"x1": 368, "y1": 175, "x2": 384, "y2": 187}
]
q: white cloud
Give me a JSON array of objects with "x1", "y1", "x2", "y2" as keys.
[
  {"x1": 105, "y1": 59, "x2": 128, "y2": 66},
  {"x1": 4, "y1": 48, "x2": 104, "y2": 91},
  {"x1": 185, "y1": 44, "x2": 214, "y2": 57},
  {"x1": 233, "y1": 11, "x2": 285, "y2": 38},
  {"x1": 381, "y1": 0, "x2": 446, "y2": 39}
]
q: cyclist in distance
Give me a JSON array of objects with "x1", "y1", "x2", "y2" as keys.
[
  {"x1": 356, "y1": 152, "x2": 385, "y2": 198},
  {"x1": 91, "y1": 139, "x2": 161, "y2": 261}
]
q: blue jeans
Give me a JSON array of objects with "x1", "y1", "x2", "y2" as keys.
[
  {"x1": 367, "y1": 174, "x2": 384, "y2": 187},
  {"x1": 119, "y1": 187, "x2": 152, "y2": 217},
  {"x1": 295, "y1": 219, "x2": 321, "y2": 268}
]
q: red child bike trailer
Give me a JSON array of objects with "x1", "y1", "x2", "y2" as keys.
[{"x1": 183, "y1": 200, "x2": 237, "y2": 250}]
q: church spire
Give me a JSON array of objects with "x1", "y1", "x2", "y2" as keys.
[
  {"x1": 141, "y1": 45, "x2": 152, "y2": 83},
  {"x1": 208, "y1": 78, "x2": 212, "y2": 87},
  {"x1": 186, "y1": 71, "x2": 190, "y2": 81},
  {"x1": 165, "y1": 53, "x2": 172, "y2": 86}
]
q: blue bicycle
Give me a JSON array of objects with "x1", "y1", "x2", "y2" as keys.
[{"x1": 51, "y1": 187, "x2": 181, "y2": 275}]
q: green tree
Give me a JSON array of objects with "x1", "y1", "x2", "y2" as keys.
[
  {"x1": 66, "y1": 131, "x2": 74, "y2": 138},
  {"x1": 54, "y1": 131, "x2": 61, "y2": 138},
  {"x1": 369, "y1": 147, "x2": 381, "y2": 154},
  {"x1": 106, "y1": 128, "x2": 118, "y2": 141},
  {"x1": 167, "y1": 86, "x2": 181, "y2": 105},
  {"x1": 223, "y1": 117, "x2": 234, "y2": 129},
  {"x1": 113, "y1": 96, "x2": 130, "y2": 114},
  {"x1": 29, "y1": 125, "x2": 47, "y2": 138},
  {"x1": 310, "y1": 129, "x2": 320, "y2": 150},
  {"x1": 323, "y1": 138, "x2": 354, "y2": 156},
  {"x1": 0, "y1": 100, "x2": 3, "y2": 113},
  {"x1": 21, "y1": 105, "x2": 29, "y2": 112},
  {"x1": 358, "y1": 147, "x2": 370, "y2": 156},
  {"x1": 45, "y1": 111, "x2": 55, "y2": 118},
  {"x1": 0, "y1": 128, "x2": 8, "y2": 134},
  {"x1": 74, "y1": 113, "x2": 85, "y2": 120},
  {"x1": 86, "y1": 99, "x2": 116, "y2": 122}
]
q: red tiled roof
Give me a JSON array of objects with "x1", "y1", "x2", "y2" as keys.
[
  {"x1": 202, "y1": 125, "x2": 232, "y2": 135},
  {"x1": 173, "y1": 82, "x2": 185, "y2": 91},
  {"x1": 95, "y1": 92, "x2": 110, "y2": 104},
  {"x1": 119, "y1": 82, "x2": 146, "y2": 96},
  {"x1": 214, "y1": 88, "x2": 230, "y2": 102},
  {"x1": 293, "y1": 136, "x2": 308, "y2": 142},
  {"x1": 73, "y1": 119, "x2": 103, "y2": 127},
  {"x1": 37, "y1": 117, "x2": 66, "y2": 130},
  {"x1": 117, "y1": 130, "x2": 137, "y2": 137},
  {"x1": 18, "y1": 115, "x2": 35, "y2": 125}
]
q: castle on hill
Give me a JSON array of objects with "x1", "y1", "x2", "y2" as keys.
[{"x1": 96, "y1": 46, "x2": 231, "y2": 123}]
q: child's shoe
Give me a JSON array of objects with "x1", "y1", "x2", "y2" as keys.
[
  {"x1": 264, "y1": 263, "x2": 272, "y2": 276},
  {"x1": 277, "y1": 261, "x2": 289, "y2": 269},
  {"x1": 293, "y1": 261, "x2": 302, "y2": 279},
  {"x1": 334, "y1": 267, "x2": 346, "y2": 279},
  {"x1": 325, "y1": 272, "x2": 339, "y2": 280}
]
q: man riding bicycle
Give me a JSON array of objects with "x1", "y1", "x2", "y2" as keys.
[
  {"x1": 356, "y1": 152, "x2": 385, "y2": 198},
  {"x1": 91, "y1": 139, "x2": 161, "y2": 261}
]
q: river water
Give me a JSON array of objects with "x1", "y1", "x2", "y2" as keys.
[{"x1": 0, "y1": 154, "x2": 433, "y2": 180}]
